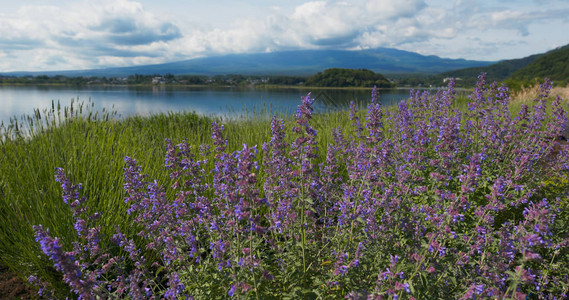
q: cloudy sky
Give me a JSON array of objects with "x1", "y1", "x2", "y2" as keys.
[{"x1": 0, "y1": 0, "x2": 568, "y2": 72}]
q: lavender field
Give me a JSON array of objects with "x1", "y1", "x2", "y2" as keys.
[{"x1": 2, "y1": 75, "x2": 569, "y2": 299}]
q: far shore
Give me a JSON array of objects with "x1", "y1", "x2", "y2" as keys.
[{"x1": 0, "y1": 82, "x2": 460, "y2": 91}]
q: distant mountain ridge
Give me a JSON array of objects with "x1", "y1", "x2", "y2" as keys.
[
  {"x1": 510, "y1": 44, "x2": 569, "y2": 83},
  {"x1": 1, "y1": 48, "x2": 494, "y2": 77},
  {"x1": 435, "y1": 43, "x2": 569, "y2": 86},
  {"x1": 438, "y1": 54, "x2": 542, "y2": 84}
]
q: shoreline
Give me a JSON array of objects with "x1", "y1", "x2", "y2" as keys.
[{"x1": 0, "y1": 82, "x2": 461, "y2": 91}]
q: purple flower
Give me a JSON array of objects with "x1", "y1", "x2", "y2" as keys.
[
  {"x1": 365, "y1": 93, "x2": 383, "y2": 142},
  {"x1": 228, "y1": 284, "x2": 236, "y2": 297},
  {"x1": 211, "y1": 121, "x2": 227, "y2": 154},
  {"x1": 164, "y1": 272, "x2": 185, "y2": 299},
  {"x1": 29, "y1": 76, "x2": 569, "y2": 298},
  {"x1": 34, "y1": 225, "x2": 99, "y2": 298},
  {"x1": 350, "y1": 100, "x2": 364, "y2": 138}
]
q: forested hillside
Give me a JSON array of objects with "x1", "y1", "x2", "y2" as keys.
[
  {"x1": 304, "y1": 68, "x2": 393, "y2": 88},
  {"x1": 510, "y1": 44, "x2": 569, "y2": 85},
  {"x1": 393, "y1": 43, "x2": 569, "y2": 88},
  {"x1": 436, "y1": 54, "x2": 542, "y2": 87}
]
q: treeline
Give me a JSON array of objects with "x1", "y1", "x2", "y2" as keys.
[
  {"x1": 0, "y1": 75, "x2": 109, "y2": 86},
  {"x1": 304, "y1": 68, "x2": 393, "y2": 88},
  {"x1": 0, "y1": 73, "x2": 308, "y2": 87},
  {"x1": 1, "y1": 69, "x2": 397, "y2": 88}
]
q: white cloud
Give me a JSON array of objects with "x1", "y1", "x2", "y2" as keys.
[
  {"x1": 0, "y1": 0, "x2": 568, "y2": 71},
  {"x1": 0, "y1": 0, "x2": 182, "y2": 71},
  {"x1": 288, "y1": 1, "x2": 361, "y2": 46},
  {"x1": 365, "y1": 0, "x2": 427, "y2": 19}
]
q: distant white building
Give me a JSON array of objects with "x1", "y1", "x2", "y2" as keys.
[
  {"x1": 152, "y1": 76, "x2": 166, "y2": 84},
  {"x1": 443, "y1": 77, "x2": 462, "y2": 83}
]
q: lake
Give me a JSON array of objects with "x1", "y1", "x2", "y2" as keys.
[{"x1": 0, "y1": 85, "x2": 413, "y2": 125}]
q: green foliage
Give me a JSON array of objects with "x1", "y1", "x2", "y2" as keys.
[
  {"x1": 436, "y1": 54, "x2": 543, "y2": 87},
  {"x1": 511, "y1": 44, "x2": 569, "y2": 86},
  {"x1": 397, "y1": 42, "x2": 569, "y2": 88},
  {"x1": 266, "y1": 75, "x2": 306, "y2": 86},
  {"x1": 0, "y1": 100, "x2": 353, "y2": 289},
  {"x1": 305, "y1": 68, "x2": 393, "y2": 88},
  {"x1": 430, "y1": 43, "x2": 569, "y2": 89},
  {"x1": 2, "y1": 79, "x2": 569, "y2": 298},
  {"x1": 0, "y1": 102, "x2": 211, "y2": 285},
  {"x1": 0, "y1": 75, "x2": 101, "y2": 86}
]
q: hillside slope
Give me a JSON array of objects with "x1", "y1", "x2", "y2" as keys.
[
  {"x1": 424, "y1": 43, "x2": 569, "y2": 87},
  {"x1": 2, "y1": 48, "x2": 493, "y2": 77},
  {"x1": 510, "y1": 44, "x2": 569, "y2": 84},
  {"x1": 439, "y1": 54, "x2": 541, "y2": 84}
]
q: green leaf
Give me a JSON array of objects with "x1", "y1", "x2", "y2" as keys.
[
  {"x1": 301, "y1": 288, "x2": 313, "y2": 295},
  {"x1": 407, "y1": 280, "x2": 415, "y2": 294},
  {"x1": 155, "y1": 265, "x2": 165, "y2": 276},
  {"x1": 449, "y1": 276, "x2": 457, "y2": 286}
]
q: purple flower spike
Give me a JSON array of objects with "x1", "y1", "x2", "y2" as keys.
[
  {"x1": 33, "y1": 225, "x2": 100, "y2": 298},
  {"x1": 54, "y1": 168, "x2": 86, "y2": 215},
  {"x1": 371, "y1": 85, "x2": 379, "y2": 104},
  {"x1": 211, "y1": 121, "x2": 227, "y2": 154},
  {"x1": 350, "y1": 101, "x2": 364, "y2": 138}
]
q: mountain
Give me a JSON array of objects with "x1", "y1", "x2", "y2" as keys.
[
  {"x1": 510, "y1": 44, "x2": 569, "y2": 84},
  {"x1": 2, "y1": 48, "x2": 493, "y2": 77},
  {"x1": 437, "y1": 54, "x2": 542, "y2": 84},
  {"x1": 430, "y1": 43, "x2": 569, "y2": 87}
]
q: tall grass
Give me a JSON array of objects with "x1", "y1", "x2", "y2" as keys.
[
  {"x1": 1, "y1": 101, "x2": 211, "y2": 280},
  {"x1": 0, "y1": 97, "x2": 357, "y2": 286},
  {"x1": 511, "y1": 84, "x2": 569, "y2": 104}
]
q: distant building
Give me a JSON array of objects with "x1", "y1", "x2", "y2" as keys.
[
  {"x1": 443, "y1": 77, "x2": 462, "y2": 83},
  {"x1": 152, "y1": 76, "x2": 166, "y2": 84},
  {"x1": 86, "y1": 79, "x2": 101, "y2": 85}
]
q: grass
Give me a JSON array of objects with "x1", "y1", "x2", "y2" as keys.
[
  {"x1": 1, "y1": 102, "x2": 210, "y2": 280},
  {"x1": 0, "y1": 98, "x2": 357, "y2": 283},
  {"x1": 1, "y1": 84, "x2": 567, "y2": 297},
  {"x1": 511, "y1": 83, "x2": 569, "y2": 102}
]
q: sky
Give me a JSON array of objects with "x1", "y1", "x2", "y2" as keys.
[{"x1": 0, "y1": 0, "x2": 568, "y2": 72}]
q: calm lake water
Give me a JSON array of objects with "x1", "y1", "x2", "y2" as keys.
[{"x1": 0, "y1": 85, "x2": 413, "y2": 125}]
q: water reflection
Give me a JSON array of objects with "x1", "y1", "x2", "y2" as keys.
[{"x1": 0, "y1": 85, "x2": 412, "y2": 125}]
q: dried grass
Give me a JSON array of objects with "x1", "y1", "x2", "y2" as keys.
[{"x1": 511, "y1": 83, "x2": 569, "y2": 103}]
